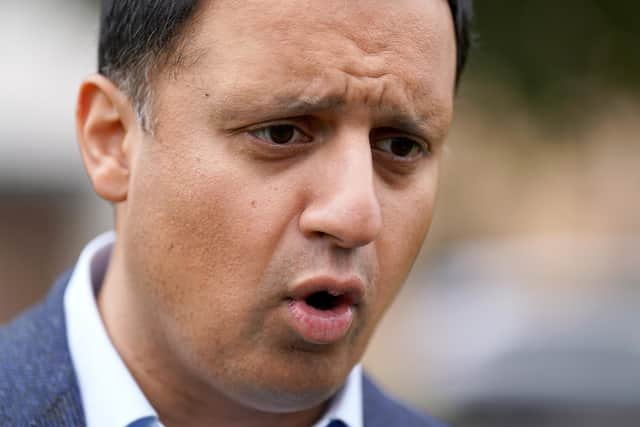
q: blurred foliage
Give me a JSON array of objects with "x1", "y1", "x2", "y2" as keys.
[{"x1": 469, "y1": 1, "x2": 640, "y2": 111}]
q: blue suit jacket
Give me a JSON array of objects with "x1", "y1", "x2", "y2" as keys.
[{"x1": 0, "y1": 271, "x2": 447, "y2": 427}]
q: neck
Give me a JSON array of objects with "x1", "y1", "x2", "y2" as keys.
[{"x1": 98, "y1": 246, "x2": 328, "y2": 427}]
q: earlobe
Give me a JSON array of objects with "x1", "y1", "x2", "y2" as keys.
[{"x1": 76, "y1": 74, "x2": 138, "y2": 203}]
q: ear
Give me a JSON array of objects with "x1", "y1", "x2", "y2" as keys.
[{"x1": 75, "y1": 74, "x2": 139, "y2": 203}]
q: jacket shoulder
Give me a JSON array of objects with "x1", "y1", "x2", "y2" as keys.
[
  {"x1": 0, "y1": 271, "x2": 85, "y2": 426},
  {"x1": 362, "y1": 374, "x2": 449, "y2": 427}
]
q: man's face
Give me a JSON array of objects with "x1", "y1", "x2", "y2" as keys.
[{"x1": 120, "y1": 0, "x2": 455, "y2": 412}]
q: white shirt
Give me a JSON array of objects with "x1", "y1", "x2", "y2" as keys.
[{"x1": 64, "y1": 232, "x2": 363, "y2": 427}]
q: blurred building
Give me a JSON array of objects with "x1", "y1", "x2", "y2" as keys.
[{"x1": 0, "y1": 0, "x2": 112, "y2": 321}]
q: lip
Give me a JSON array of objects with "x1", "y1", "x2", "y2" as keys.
[
  {"x1": 285, "y1": 276, "x2": 365, "y2": 344},
  {"x1": 288, "y1": 276, "x2": 365, "y2": 305}
]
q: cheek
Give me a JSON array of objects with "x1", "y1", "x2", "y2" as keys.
[
  {"x1": 122, "y1": 138, "x2": 296, "y2": 335},
  {"x1": 373, "y1": 173, "x2": 439, "y2": 313}
]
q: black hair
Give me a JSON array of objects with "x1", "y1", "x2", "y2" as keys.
[
  {"x1": 98, "y1": 0, "x2": 473, "y2": 124},
  {"x1": 448, "y1": 0, "x2": 473, "y2": 86},
  {"x1": 98, "y1": 1, "x2": 201, "y2": 125}
]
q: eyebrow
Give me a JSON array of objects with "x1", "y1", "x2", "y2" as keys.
[
  {"x1": 220, "y1": 92, "x2": 437, "y2": 140},
  {"x1": 376, "y1": 111, "x2": 435, "y2": 140}
]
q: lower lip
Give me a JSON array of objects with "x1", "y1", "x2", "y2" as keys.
[{"x1": 286, "y1": 299, "x2": 354, "y2": 344}]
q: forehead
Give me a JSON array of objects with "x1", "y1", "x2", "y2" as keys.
[
  {"x1": 197, "y1": 0, "x2": 455, "y2": 53},
  {"x1": 163, "y1": 0, "x2": 456, "y2": 134}
]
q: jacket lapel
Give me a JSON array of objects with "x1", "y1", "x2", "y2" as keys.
[{"x1": 0, "y1": 270, "x2": 86, "y2": 426}]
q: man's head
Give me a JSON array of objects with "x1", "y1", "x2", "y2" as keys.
[{"x1": 76, "y1": 0, "x2": 472, "y2": 418}]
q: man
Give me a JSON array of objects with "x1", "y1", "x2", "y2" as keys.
[{"x1": 0, "y1": 0, "x2": 471, "y2": 426}]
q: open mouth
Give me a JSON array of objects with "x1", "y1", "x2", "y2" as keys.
[
  {"x1": 285, "y1": 276, "x2": 364, "y2": 344},
  {"x1": 304, "y1": 290, "x2": 352, "y2": 311}
]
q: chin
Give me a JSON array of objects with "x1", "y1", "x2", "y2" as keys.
[
  {"x1": 211, "y1": 345, "x2": 355, "y2": 414},
  {"x1": 234, "y1": 376, "x2": 342, "y2": 414}
]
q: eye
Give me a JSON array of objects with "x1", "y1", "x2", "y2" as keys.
[
  {"x1": 249, "y1": 124, "x2": 311, "y2": 145},
  {"x1": 372, "y1": 137, "x2": 426, "y2": 160}
]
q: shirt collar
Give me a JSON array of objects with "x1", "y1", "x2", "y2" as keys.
[
  {"x1": 65, "y1": 231, "x2": 159, "y2": 427},
  {"x1": 64, "y1": 231, "x2": 362, "y2": 427},
  {"x1": 311, "y1": 365, "x2": 363, "y2": 427}
]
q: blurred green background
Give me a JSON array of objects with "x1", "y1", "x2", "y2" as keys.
[
  {"x1": 1, "y1": 1, "x2": 638, "y2": 426},
  {"x1": 471, "y1": 1, "x2": 639, "y2": 114}
]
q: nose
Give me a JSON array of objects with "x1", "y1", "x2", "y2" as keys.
[{"x1": 299, "y1": 135, "x2": 383, "y2": 249}]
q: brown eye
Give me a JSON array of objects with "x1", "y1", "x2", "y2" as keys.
[
  {"x1": 268, "y1": 125, "x2": 295, "y2": 144},
  {"x1": 389, "y1": 138, "x2": 415, "y2": 157},
  {"x1": 373, "y1": 137, "x2": 425, "y2": 159},
  {"x1": 250, "y1": 124, "x2": 310, "y2": 145}
]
